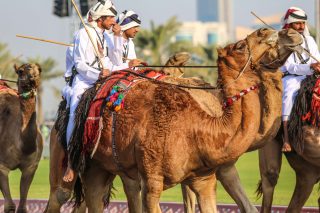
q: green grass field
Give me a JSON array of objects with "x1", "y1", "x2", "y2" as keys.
[{"x1": 1, "y1": 151, "x2": 318, "y2": 206}]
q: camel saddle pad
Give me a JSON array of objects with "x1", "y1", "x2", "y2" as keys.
[
  {"x1": 83, "y1": 69, "x2": 166, "y2": 148},
  {"x1": 0, "y1": 81, "x2": 17, "y2": 96}
]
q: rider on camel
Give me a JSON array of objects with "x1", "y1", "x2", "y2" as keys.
[
  {"x1": 63, "y1": 0, "x2": 123, "y2": 182},
  {"x1": 281, "y1": 6, "x2": 320, "y2": 152}
]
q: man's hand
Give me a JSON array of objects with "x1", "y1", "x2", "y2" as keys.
[
  {"x1": 99, "y1": 69, "x2": 110, "y2": 79},
  {"x1": 129, "y1": 59, "x2": 144, "y2": 68},
  {"x1": 311, "y1": 62, "x2": 320, "y2": 73},
  {"x1": 112, "y1": 24, "x2": 121, "y2": 36}
]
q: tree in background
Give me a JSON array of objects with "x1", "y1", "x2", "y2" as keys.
[
  {"x1": 0, "y1": 44, "x2": 63, "y2": 124},
  {"x1": 135, "y1": 18, "x2": 218, "y2": 85},
  {"x1": 26, "y1": 57, "x2": 63, "y2": 124},
  {"x1": 135, "y1": 17, "x2": 181, "y2": 64}
]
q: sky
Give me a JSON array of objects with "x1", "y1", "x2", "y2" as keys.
[{"x1": 0, "y1": 0, "x2": 317, "y2": 118}]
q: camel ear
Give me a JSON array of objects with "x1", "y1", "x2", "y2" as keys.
[
  {"x1": 13, "y1": 64, "x2": 19, "y2": 73},
  {"x1": 35, "y1": 63, "x2": 42, "y2": 73},
  {"x1": 217, "y1": 48, "x2": 226, "y2": 57}
]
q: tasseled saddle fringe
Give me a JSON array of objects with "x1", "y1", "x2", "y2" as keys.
[
  {"x1": 54, "y1": 99, "x2": 69, "y2": 151},
  {"x1": 288, "y1": 75, "x2": 317, "y2": 154},
  {"x1": 69, "y1": 85, "x2": 98, "y2": 173}
]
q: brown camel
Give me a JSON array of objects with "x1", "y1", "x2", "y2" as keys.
[
  {"x1": 180, "y1": 29, "x2": 303, "y2": 213},
  {"x1": 258, "y1": 85, "x2": 320, "y2": 211},
  {"x1": 68, "y1": 28, "x2": 302, "y2": 213},
  {"x1": 44, "y1": 52, "x2": 192, "y2": 213},
  {"x1": 0, "y1": 63, "x2": 43, "y2": 213}
]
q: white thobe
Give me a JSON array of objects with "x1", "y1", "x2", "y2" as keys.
[
  {"x1": 112, "y1": 37, "x2": 137, "y2": 71},
  {"x1": 281, "y1": 35, "x2": 320, "y2": 120},
  {"x1": 66, "y1": 26, "x2": 123, "y2": 144}
]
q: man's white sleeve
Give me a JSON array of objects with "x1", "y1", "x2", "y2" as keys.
[
  {"x1": 108, "y1": 35, "x2": 123, "y2": 66},
  {"x1": 73, "y1": 30, "x2": 101, "y2": 82}
]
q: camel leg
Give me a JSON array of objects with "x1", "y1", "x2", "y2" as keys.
[
  {"x1": 285, "y1": 154, "x2": 319, "y2": 213},
  {"x1": 181, "y1": 184, "x2": 196, "y2": 213},
  {"x1": 188, "y1": 174, "x2": 217, "y2": 213},
  {"x1": 258, "y1": 138, "x2": 282, "y2": 213},
  {"x1": 216, "y1": 162, "x2": 258, "y2": 213},
  {"x1": 141, "y1": 176, "x2": 163, "y2": 213},
  {"x1": 17, "y1": 165, "x2": 38, "y2": 213},
  {"x1": 121, "y1": 175, "x2": 142, "y2": 213},
  {"x1": 45, "y1": 128, "x2": 73, "y2": 213},
  {"x1": 0, "y1": 167, "x2": 15, "y2": 213},
  {"x1": 82, "y1": 162, "x2": 115, "y2": 213}
]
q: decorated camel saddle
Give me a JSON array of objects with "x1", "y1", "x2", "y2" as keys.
[
  {"x1": 82, "y1": 68, "x2": 167, "y2": 149},
  {"x1": 0, "y1": 81, "x2": 18, "y2": 96},
  {"x1": 288, "y1": 74, "x2": 320, "y2": 152}
]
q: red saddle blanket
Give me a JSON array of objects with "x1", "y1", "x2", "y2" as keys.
[
  {"x1": 83, "y1": 69, "x2": 166, "y2": 151},
  {"x1": 0, "y1": 81, "x2": 17, "y2": 95}
]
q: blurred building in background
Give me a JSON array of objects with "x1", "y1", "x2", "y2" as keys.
[{"x1": 176, "y1": 0, "x2": 233, "y2": 46}]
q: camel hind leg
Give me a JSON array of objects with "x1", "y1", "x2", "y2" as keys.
[
  {"x1": 285, "y1": 153, "x2": 319, "y2": 213},
  {"x1": 258, "y1": 138, "x2": 282, "y2": 213},
  {"x1": 0, "y1": 166, "x2": 15, "y2": 213},
  {"x1": 121, "y1": 175, "x2": 142, "y2": 212},
  {"x1": 82, "y1": 162, "x2": 115, "y2": 212}
]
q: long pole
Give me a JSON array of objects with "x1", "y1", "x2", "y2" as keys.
[
  {"x1": 316, "y1": 0, "x2": 320, "y2": 46},
  {"x1": 70, "y1": 0, "x2": 104, "y2": 69},
  {"x1": 16, "y1": 34, "x2": 73, "y2": 47}
]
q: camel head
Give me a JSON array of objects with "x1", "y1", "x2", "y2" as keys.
[
  {"x1": 162, "y1": 52, "x2": 191, "y2": 77},
  {"x1": 14, "y1": 63, "x2": 42, "y2": 95},
  {"x1": 259, "y1": 28, "x2": 303, "y2": 70},
  {"x1": 217, "y1": 28, "x2": 302, "y2": 83}
]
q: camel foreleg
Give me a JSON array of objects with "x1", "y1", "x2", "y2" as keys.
[
  {"x1": 216, "y1": 162, "x2": 258, "y2": 213},
  {"x1": 17, "y1": 165, "x2": 39, "y2": 213},
  {"x1": 141, "y1": 175, "x2": 163, "y2": 213},
  {"x1": 258, "y1": 138, "x2": 282, "y2": 213},
  {"x1": 187, "y1": 174, "x2": 217, "y2": 213},
  {"x1": 0, "y1": 166, "x2": 15, "y2": 213},
  {"x1": 181, "y1": 184, "x2": 196, "y2": 213}
]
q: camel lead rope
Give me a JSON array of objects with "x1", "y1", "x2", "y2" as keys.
[{"x1": 110, "y1": 112, "x2": 123, "y2": 170}]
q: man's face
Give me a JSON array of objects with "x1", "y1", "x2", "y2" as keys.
[
  {"x1": 100, "y1": 16, "x2": 116, "y2": 30},
  {"x1": 290, "y1": 21, "x2": 306, "y2": 34},
  {"x1": 124, "y1": 26, "x2": 140, "y2": 39}
]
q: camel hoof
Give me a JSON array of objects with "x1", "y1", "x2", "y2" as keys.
[
  {"x1": 4, "y1": 204, "x2": 16, "y2": 213},
  {"x1": 17, "y1": 208, "x2": 27, "y2": 213},
  {"x1": 56, "y1": 187, "x2": 72, "y2": 205}
]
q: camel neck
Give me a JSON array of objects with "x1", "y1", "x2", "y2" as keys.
[{"x1": 20, "y1": 96, "x2": 37, "y2": 129}]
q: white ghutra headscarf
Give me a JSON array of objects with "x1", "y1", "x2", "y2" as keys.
[
  {"x1": 117, "y1": 10, "x2": 141, "y2": 31},
  {"x1": 86, "y1": 0, "x2": 117, "y2": 27},
  {"x1": 282, "y1": 6, "x2": 310, "y2": 36}
]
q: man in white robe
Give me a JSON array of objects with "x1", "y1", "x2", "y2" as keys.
[
  {"x1": 63, "y1": 0, "x2": 123, "y2": 182},
  {"x1": 281, "y1": 7, "x2": 320, "y2": 152}
]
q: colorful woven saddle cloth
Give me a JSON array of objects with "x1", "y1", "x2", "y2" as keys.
[{"x1": 83, "y1": 69, "x2": 166, "y2": 149}]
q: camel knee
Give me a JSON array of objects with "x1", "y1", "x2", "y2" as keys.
[
  {"x1": 56, "y1": 187, "x2": 72, "y2": 205},
  {"x1": 264, "y1": 170, "x2": 279, "y2": 187}
]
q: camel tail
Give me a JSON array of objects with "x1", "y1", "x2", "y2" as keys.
[
  {"x1": 54, "y1": 99, "x2": 69, "y2": 150},
  {"x1": 255, "y1": 180, "x2": 263, "y2": 199},
  {"x1": 103, "y1": 182, "x2": 115, "y2": 207},
  {"x1": 72, "y1": 176, "x2": 85, "y2": 207}
]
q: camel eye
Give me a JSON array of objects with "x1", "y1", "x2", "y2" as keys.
[
  {"x1": 234, "y1": 40, "x2": 246, "y2": 51},
  {"x1": 17, "y1": 69, "x2": 24, "y2": 75}
]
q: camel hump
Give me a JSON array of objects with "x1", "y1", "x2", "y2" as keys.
[
  {"x1": 0, "y1": 81, "x2": 17, "y2": 96},
  {"x1": 163, "y1": 77, "x2": 223, "y2": 117}
]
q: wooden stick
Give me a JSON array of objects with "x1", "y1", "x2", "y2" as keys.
[
  {"x1": 16, "y1": 34, "x2": 73, "y2": 47},
  {"x1": 250, "y1": 11, "x2": 275, "y2": 30},
  {"x1": 71, "y1": 0, "x2": 104, "y2": 69}
]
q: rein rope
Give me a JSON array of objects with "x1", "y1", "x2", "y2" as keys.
[{"x1": 106, "y1": 70, "x2": 219, "y2": 90}]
